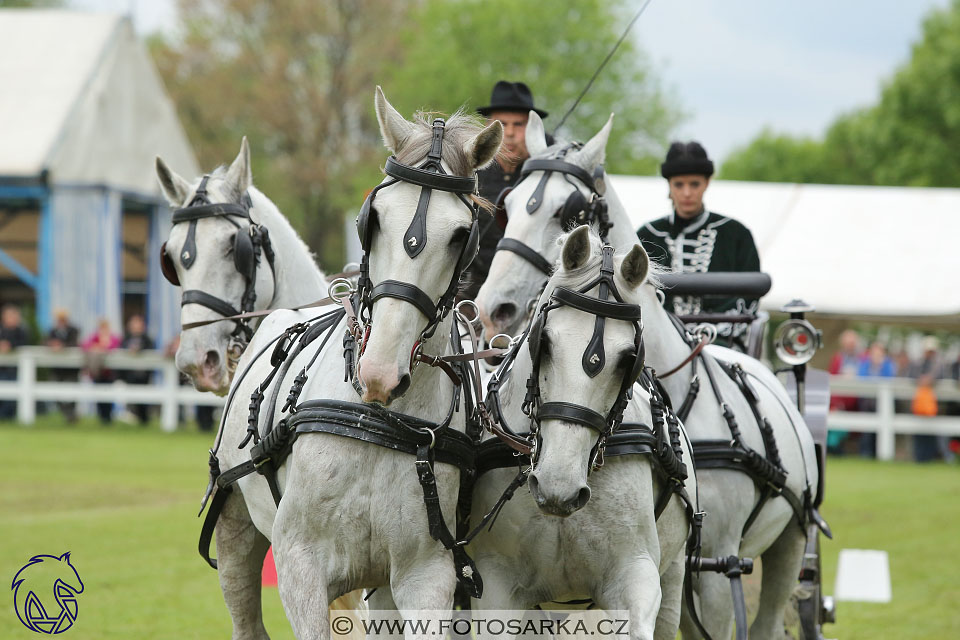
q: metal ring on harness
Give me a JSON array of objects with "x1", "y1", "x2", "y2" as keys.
[
  {"x1": 454, "y1": 299, "x2": 482, "y2": 332},
  {"x1": 327, "y1": 278, "x2": 355, "y2": 302}
]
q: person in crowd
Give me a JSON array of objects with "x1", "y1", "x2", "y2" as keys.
[
  {"x1": 856, "y1": 340, "x2": 896, "y2": 457},
  {"x1": 0, "y1": 303, "x2": 30, "y2": 419},
  {"x1": 826, "y1": 329, "x2": 863, "y2": 454},
  {"x1": 45, "y1": 308, "x2": 80, "y2": 422},
  {"x1": 637, "y1": 141, "x2": 761, "y2": 350},
  {"x1": 120, "y1": 314, "x2": 155, "y2": 425},
  {"x1": 910, "y1": 335, "x2": 945, "y2": 462},
  {"x1": 81, "y1": 318, "x2": 120, "y2": 424},
  {"x1": 463, "y1": 80, "x2": 551, "y2": 300}
]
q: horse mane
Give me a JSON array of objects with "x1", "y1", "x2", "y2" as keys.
[
  {"x1": 394, "y1": 109, "x2": 488, "y2": 177},
  {"x1": 545, "y1": 229, "x2": 665, "y2": 296}
]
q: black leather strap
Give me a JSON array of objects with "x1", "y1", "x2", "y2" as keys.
[
  {"x1": 181, "y1": 289, "x2": 242, "y2": 318},
  {"x1": 496, "y1": 237, "x2": 553, "y2": 275},
  {"x1": 551, "y1": 286, "x2": 643, "y2": 321},
  {"x1": 369, "y1": 280, "x2": 438, "y2": 320},
  {"x1": 522, "y1": 158, "x2": 598, "y2": 194},
  {"x1": 172, "y1": 202, "x2": 250, "y2": 223},
  {"x1": 537, "y1": 401, "x2": 607, "y2": 433},
  {"x1": 384, "y1": 156, "x2": 477, "y2": 194}
]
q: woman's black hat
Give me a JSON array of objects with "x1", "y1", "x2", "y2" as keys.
[
  {"x1": 661, "y1": 141, "x2": 714, "y2": 179},
  {"x1": 477, "y1": 81, "x2": 548, "y2": 118}
]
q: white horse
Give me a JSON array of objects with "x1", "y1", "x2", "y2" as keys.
[
  {"x1": 469, "y1": 227, "x2": 696, "y2": 640},
  {"x1": 213, "y1": 88, "x2": 502, "y2": 639},
  {"x1": 476, "y1": 112, "x2": 820, "y2": 640},
  {"x1": 157, "y1": 141, "x2": 368, "y2": 637},
  {"x1": 157, "y1": 139, "x2": 327, "y2": 395}
]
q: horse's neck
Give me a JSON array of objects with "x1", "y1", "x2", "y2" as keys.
[
  {"x1": 249, "y1": 188, "x2": 327, "y2": 308},
  {"x1": 638, "y1": 286, "x2": 697, "y2": 402},
  {"x1": 603, "y1": 181, "x2": 642, "y2": 251}
]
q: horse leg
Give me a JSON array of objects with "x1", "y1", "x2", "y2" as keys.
[
  {"x1": 750, "y1": 525, "x2": 806, "y2": 640},
  {"x1": 389, "y1": 552, "x2": 457, "y2": 640},
  {"x1": 272, "y1": 517, "x2": 332, "y2": 640},
  {"x1": 679, "y1": 569, "x2": 735, "y2": 640},
  {"x1": 216, "y1": 491, "x2": 272, "y2": 640},
  {"x1": 594, "y1": 554, "x2": 661, "y2": 640},
  {"x1": 654, "y1": 555, "x2": 684, "y2": 640}
]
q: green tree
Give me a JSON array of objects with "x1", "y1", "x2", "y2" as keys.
[
  {"x1": 721, "y1": 0, "x2": 960, "y2": 187},
  {"x1": 152, "y1": 0, "x2": 681, "y2": 266},
  {"x1": 384, "y1": 0, "x2": 682, "y2": 175}
]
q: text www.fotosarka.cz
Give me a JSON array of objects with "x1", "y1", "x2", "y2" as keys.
[{"x1": 330, "y1": 610, "x2": 631, "y2": 639}]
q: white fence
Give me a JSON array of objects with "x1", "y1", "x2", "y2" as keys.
[
  {"x1": 827, "y1": 377, "x2": 960, "y2": 460},
  {"x1": 2, "y1": 348, "x2": 960, "y2": 456},
  {"x1": 0, "y1": 346, "x2": 222, "y2": 432}
]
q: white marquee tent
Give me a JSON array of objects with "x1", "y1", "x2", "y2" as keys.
[
  {"x1": 0, "y1": 9, "x2": 198, "y2": 343},
  {"x1": 609, "y1": 175, "x2": 960, "y2": 320}
]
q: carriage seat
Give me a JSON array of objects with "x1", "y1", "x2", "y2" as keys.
[{"x1": 657, "y1": 272, "x2": 772, "y2": 359}]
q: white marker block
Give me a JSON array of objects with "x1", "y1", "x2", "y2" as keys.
[{"x1": 834, "y1": 549, "x2": 891, "y2": 602}]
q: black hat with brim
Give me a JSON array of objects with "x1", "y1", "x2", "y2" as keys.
[
  {"x1": 477, "y1": 80, "x2": 548, "y2": 118},
  {"x1": 661, "y1": 141, "x2": 714, "y2": 179}
]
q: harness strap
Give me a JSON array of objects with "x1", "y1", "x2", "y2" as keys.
[
  {"x1": 181, "y1": 289, "x2": 242, "y2": 319},
  {"x1": 414, "y1": 444, "x2": 483, "y2": 598},
  {"x1": 369, "y1": 280, "x2": 438, "y2": 320},
  {"x1": 496, "y1": 237, "x2": 554, "y2": 275}
]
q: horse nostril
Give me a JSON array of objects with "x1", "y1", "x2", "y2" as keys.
[
  {"x1": 574, "y1": 486, "x2": 591, "y2": 510},
  {"x1": 203, "y1": 350, "x2": 220, "y2": 370},
  {"x1": 389, "y1": 373, "x2": 411, "y2": 400},
  {"x1": 492, "y1": 302, "x2": 517, "y2": 325},
  {"x1": 527, "y1": 474, "x2": 541, "y2": 500}
]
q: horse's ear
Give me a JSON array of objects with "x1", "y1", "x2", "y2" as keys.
[
  {"x1": 375, "y1": 86, "x2": 416, "y2": 154},
  {"x1": 561, "y1": 225, "x2": 592, "y2": 271},
  {"x1": 572, "y1": 113, "x2": 614, "y2": 172},
  {"x1": 619, "y1": 243, "x2": 649, "y2": 288},
  {"x1": 223, "y1": 137, "x2": 252, "y2": 199},
  {"x1": 155, "y1": 156, "x2": 191, "y2": 205},
  {"x1": 59, "y1": 552, "x2": 71, "y2": 563},
  {"x1": 464, "y1": 120, "x2": 503, "y2": 170},
  {"x1": 526, "y1": 110, "x2": 548, "y2": 156}
]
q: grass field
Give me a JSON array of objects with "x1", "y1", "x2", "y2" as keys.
[{"x1": 2, "y1": 417, "x2": 958, "y2": 639}]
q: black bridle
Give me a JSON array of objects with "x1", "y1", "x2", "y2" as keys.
[
  {"x1": 495, "y1": 145, "x2": 611, "y2": 276},
  {"x1": 352, "y1": 118, "x2": 480, "y2": 366},
  {"x1": 160, "y1": 175, "x2": 277, "y2": 360},
  {"x1": 518, "y1": 244, "x2": 644, "y2": 470}
]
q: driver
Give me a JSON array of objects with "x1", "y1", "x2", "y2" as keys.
[
  {"x1": 463, "y1": 80, "x2": 551, "y2": 300},
  {"x1": 636, "y1": 141, "x2": 760, "y2": 348}
]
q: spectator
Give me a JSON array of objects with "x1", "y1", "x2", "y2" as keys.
[
  {"x1": 826, "y1": 329, "x2": 862, "y2": 455},
  {"x1": 910, "y1": 335, "x2": 944, "y2": 462},
  {"x1": 82, "y1": 318, "x2": 121, "y2": 424},
  {"x1": 120, "y1": 314, "x2": 155, "y2": 425},
  {"x1": 45, "y1": 308, "x2": 80, "y2": 422},
  {"x1": 0, "y1": 303, "x2": 30, "y2": 419},
  {"x1": 856, "y1": 341, "x2": 896, "y2": 457}
]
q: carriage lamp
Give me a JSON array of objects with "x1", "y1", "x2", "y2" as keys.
[{"x1": 774, "y1": 299, "x2": 822, "y2": 366}]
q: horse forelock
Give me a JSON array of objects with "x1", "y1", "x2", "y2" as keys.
[
  {"x1": 393, "y1": 109, "x2": 487, "y2": 177},
  {"x1": 544, "y1": 230, "x2": 663, "y2": 302}
]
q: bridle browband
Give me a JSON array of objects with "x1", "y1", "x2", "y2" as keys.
[
  {"x1": 352, "y1": 118, "x2": 480, "y2": 368},
  {"x1": 495, "y1": 145, "x2": 611, "y2": 276},
  {"x1": 161, "y1": 175, "x2": 277, "y2": 365},
  {"x1": 516, "y1": 244, "x2": 644, "y2": 471}
]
